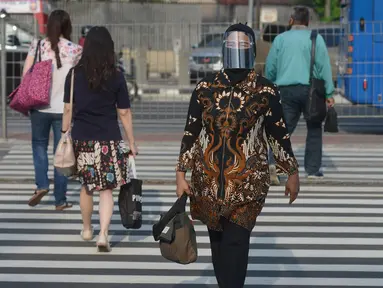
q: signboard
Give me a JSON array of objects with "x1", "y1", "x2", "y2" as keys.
[
  {"x1": 261, "y1": 8, "x2": 278, "y2": 24},
  {"x1": 0, "y1": 0, "x2": 50, "y2": 14}
]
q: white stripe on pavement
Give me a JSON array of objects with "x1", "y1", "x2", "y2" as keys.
[
  {"x1": 1, "y1": 194, "x2": 383, "y2": 205},
  {"x1": 0, "y1": 164, "x2": 381, "y2": 173},
  {"x1": 0, "y1": 274, "x2": 381, "y2": 286},
  {"x1": 0, "y1": 222, "x2": 382, "y2": 234},
  {"x1": 2, "y1": 213, "x2": 383, "y2": 224},
  {"x1": 0, "y1": 234, "x2": 382, "y2": 246},
  {"x1": 2, "y1": 246, "x2": 383, "y2": 258},
  {"x1": 0, "y1": 204, "x2": 382, "y2": 214},
  {"x1": 0, "y1": 261, "x2": 382, "y2": 273}
]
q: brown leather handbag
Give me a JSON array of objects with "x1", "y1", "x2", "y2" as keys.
[{"x1": 54, "y1": 69, "x2": 76, "y2": 176}]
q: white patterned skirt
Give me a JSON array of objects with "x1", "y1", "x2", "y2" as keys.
[{"x1": 73, "y1": 140, "x2": 131, "y2": 192}]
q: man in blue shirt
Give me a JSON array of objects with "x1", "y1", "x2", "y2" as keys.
[{"x1": 265, "y1": 6, "x2": 335, "y2": 180}]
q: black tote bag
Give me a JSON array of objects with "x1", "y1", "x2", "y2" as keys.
[
  {"x1": 118, "y1": 156, "x2": 143, "y2": 229},
  {"x1": 304, "y1": 30, "x2": 327, "y2": 123},
  {"x1": 324, "y1": 106, "x2": 339, "y2": 133}
]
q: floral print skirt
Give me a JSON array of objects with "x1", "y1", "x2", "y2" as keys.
[{"x1": 73, "y1": 140, "x2": 131, "y2": 192}]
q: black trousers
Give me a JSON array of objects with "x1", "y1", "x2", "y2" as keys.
[{"x1": 208, "y1": 217, "x2": 251, "y2": 288}]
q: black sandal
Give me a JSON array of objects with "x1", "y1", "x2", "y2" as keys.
[
  {"x1": 28, "y1": 189, "x2": 49, "y2": 207},
  {"x1": 55, "y1": 201, "x2": 73, "y2": 211}
]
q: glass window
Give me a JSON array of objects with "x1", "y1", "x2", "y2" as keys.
[
  {"x1": 198, "y1": 34, "x2": 223, "y2": 48},
  {"x1": 317, "y1": 28, "x2": 342, "y2": 47}
]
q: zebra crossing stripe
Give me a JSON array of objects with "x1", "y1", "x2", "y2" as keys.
[{"x1": 0, "y1": 145, "x2": 383, "y2": 181}]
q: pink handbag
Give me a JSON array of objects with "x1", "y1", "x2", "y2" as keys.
[{"x1": 9, "y1": 40, "x2": 52, "y2": 116}]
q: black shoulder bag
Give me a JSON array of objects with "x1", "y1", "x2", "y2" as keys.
[{"x1": 304, "y1": 30, "x2": 327, "y2": 123}]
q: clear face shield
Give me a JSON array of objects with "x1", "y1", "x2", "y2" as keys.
[{"x1": 222, "y1": 31, "x2": 255, "y2": 69}]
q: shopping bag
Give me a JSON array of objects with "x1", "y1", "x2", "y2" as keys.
[
  {"x1": 118, "y1": 156, "x2": 143, "y2": 229},
  {"x1": 152, "y1": 193, "x2": 198, "y2": 265},
  {"x1": 9, "y1": 40, "x2": 52, "y2": 115}
]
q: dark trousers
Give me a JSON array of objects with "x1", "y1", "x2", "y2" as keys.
[
  {"x1": 269, "y1": 85, "x2": 322, "y2": 174},
  {"x1": 208, "y1": 217, "x2": 251, "y2": 288},
  {"x1": 279, "y1": 85, "x2": 322, "y2": 174}
]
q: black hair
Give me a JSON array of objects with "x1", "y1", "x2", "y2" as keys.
[
  {"x1": 46, "y1": 10, "x2": 72, "y2": 69},
  {"x1": 291, "y1": 6, "x2": 310, "y2": 26},
  {"x1": 76, "y1": 26, "x2": 116, "y2": 91}
]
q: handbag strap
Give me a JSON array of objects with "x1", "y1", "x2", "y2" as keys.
[
  {"x1": 30, "y1": 39, "x2": 42, "y2": 72},
  {"x1": 309, "y1": 30, "x2": 317, "y2": 84},
  {"x1": 67, "y1": 69, "x2": 75, "y2": 132},
  {"x1": 129, "y1": 155, "x2": 137, "y2": 179}
]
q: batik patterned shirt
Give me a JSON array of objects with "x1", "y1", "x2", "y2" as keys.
[{"x1": 176, "y1": 69, "x2": 299, "y2": 231}]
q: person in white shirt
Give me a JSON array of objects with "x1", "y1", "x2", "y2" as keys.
[{"x1": 22, "y1": 10, "x2": 82, "y2": 210}]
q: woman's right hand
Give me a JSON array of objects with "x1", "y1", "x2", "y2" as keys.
[
  {"x1": 130, "y1": 143, "x2": 138, "y2": 158},
  {"x1": 176, "y1": 172, "x2": 191, "y2": 198}
]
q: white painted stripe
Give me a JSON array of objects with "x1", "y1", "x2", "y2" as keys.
[
  {"x1": 2, "y1": 213, "x2": 383, "y2": 224},
  {"x1": 2, "y1": 189, "x2": 383, "y2": 198},
  {"x1": 1, "y1": 246, "x2": 383, "y2": 259},
  {"x1": 0, "y1": 223, "x2": 381, "y2": 233},
  {"x1": 0, "y1": 170, "x2": 380, "y2": 180},
  {"x1": 8, "y1": 146, "x2": 383, "y2": 153},
  {"x1": 0, "y1": 261, "x2": 382, "y2": 274},
  {"x1": 0, "y1": 165, "x2": 381, "y2": 173},
  {"x1": 7, "y1": 150, "x2": 383, "y2": 157},
  {"x1": 0, "y1": 204, "x2": 382, "y2": 214},
  {"x1": 0, "y1": 274, "x2": 382, "y2": 286},
  {"x1": 0, "y1": 234, "x2": 382, "y2": 246},
  {"x1": 2, "y1": 159, "x2": 383, "y2": 168},
  {"x1": 3, "y1": 154, "x2": 383, "y2": 162},
  {"x1": 1, "y1": 190, "x2": 383, "y2": 199},
  {"x1": 0, "y1": 183, "x2": 380, "y2": 192},
  {"x1": 1, "y1": 194, "x2": 382, "y2": 205}
]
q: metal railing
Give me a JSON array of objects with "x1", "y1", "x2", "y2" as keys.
[{"x1": 2, "y1": 16, "x2": 383, "y2": 138}]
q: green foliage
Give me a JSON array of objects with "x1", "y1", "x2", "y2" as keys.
[{"x1": 294, "y1": 0, "x2": 341, "y2": 22}]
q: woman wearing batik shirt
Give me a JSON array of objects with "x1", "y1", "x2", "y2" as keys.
[
  {"x1": 24, "y1": 10, "x2": 82, "y2": 211},
  {"x1": 175, "y1": 23, "x2": 300, "y2": 288}
]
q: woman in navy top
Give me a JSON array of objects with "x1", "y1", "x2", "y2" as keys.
[{"x1": 61, "y1": 26, "x2": 137, "y2": 252}]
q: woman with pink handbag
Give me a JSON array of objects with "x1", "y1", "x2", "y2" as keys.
[{"x1": 23, "y1": 10, "x2": 82, "y2": 210}]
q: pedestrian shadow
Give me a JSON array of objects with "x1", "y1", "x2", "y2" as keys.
[{"x1": 175, "y1": 231, "x2": 300, "y2": 288}]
